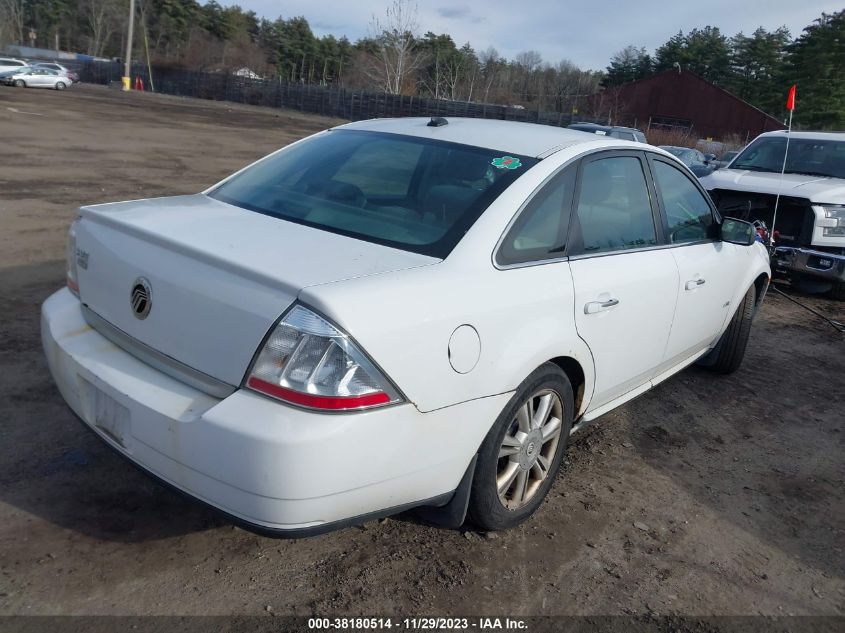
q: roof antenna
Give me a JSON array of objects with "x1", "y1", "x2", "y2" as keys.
[{"x1": 427, "y1": 117, "x2": 448, "y2": 127}]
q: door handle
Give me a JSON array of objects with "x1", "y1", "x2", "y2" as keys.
[
  {"x1": 685, "y1": 278, "x2": 706, "y2": 291},
  {"x1": 584, "y1": 298, "x2": 619, "y2": 314}
]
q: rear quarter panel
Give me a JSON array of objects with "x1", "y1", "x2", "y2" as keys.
[{"x1": 299, "y1": 258, "x2": 594, "y2": 414}]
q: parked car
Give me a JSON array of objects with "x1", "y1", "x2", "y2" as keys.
[
  {"x1": 567, "y1": 122, "x2": 647, "y2": 143},
  {"x1": 0, "y1": 57, "x2": 28, "y2": 74},
  {"x1": 714, "y1": 150, "x2": 740, "y2": 170},
  {"x1": 659, "y1": 146, "x2": 717, "y2": 177},
  {"x1": 33, "y1": 62, "x2": 80, "y2": 83},
  {"x1": 4, "y1": 67, "x2": 71, "y2": 90},
  {"x1": 701, "y1": 130, "x2": 845, "y2": 299},
  {"x1": 42, "y1": 117, "x2": 770, "y2": 535}
]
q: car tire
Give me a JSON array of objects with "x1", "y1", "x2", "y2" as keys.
[
  {"x1": 55, "y1": 81, "x2": 66, "y2": 90},
  {"x1": 699, "y1": 284, "x2": 756, "y2": 374},
  {"x1": 829, "y1": 281, "x2": 845, "y2": 301},
  {"x1": 13, "y1": 79, "x2": 25, "y2": 88},
  {"x1": 467, "y1": 363, "x2": 574, "y2": 531}
]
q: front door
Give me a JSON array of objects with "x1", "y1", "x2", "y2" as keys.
[
  {"x1": 648, "y1": 156, "x2": 739, "y2": 363},
  {"x1": 568, "y1": 151, "x2": 679, "y2": 411}
]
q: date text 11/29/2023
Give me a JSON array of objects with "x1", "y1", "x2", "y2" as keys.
[{"x1": 307, "y1": 617, "x2": 528, "y2": 630}]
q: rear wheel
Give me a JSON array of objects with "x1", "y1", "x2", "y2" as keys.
[
  {"x1": 699, "y1": 285, "x2": 756, "y2": 374},
  {"x1": 13, "y1": 79, "x2": 25, "y2": 88},
  {"x1": 55, "y1": 81, "x2": 67, "y2": 90},
  {"x1": 467, "y1": 363, "x2": 574, "y2": 531}
]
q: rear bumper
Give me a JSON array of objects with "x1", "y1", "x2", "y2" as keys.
[
  {"x1": 774, "y1": 246, "x2": 845, "y2": 283},
  {"x1": 42, "y1": 288, "x2": 509, "y2": 534}
]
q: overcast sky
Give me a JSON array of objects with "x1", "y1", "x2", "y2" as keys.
[{"x1": 232, "y1": 0, "x2": 841, "y2": 70}]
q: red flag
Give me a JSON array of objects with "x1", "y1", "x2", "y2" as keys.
[{"x1": 786, "y1": 85, "x2": 797, "y2": 111}]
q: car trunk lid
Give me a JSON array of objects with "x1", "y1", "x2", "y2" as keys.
[{"x1": 74, "y1": 194, "x2": 437, "y2": 388}]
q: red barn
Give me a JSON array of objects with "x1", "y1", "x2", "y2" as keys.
[{"x1": 595, "y1": 69, "x2": 785, "y2": 141}]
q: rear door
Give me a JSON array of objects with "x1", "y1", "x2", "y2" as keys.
[
  {"x1": 568, "y1": 150, "x2": 680, "y2": 411},
  {"x1": 647, "y1": 155, "x2": 739, "y2": 364}
]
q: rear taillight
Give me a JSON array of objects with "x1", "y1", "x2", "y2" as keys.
[
  {"x1": 246, "y1": 305, "x2": 403, "y2": 411},
  {"x1": 65, "y1": 218, "x2": 80, "y2": 297}
]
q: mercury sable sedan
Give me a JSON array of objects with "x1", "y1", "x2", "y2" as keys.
[{"x1": 42, "y1": 117, "x2": 770, "y2": 535}]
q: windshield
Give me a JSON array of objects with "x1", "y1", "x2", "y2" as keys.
[
  {"x1": 209, "y1": 129, "x2": 538, "y2": 258},
  {"x1": 731, "y1": 136, "x2": 845, "y2": 178}
]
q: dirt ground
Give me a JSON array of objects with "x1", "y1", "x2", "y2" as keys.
[{"x1": 0, "y1": 84, "x2": 843, "y2": 618}]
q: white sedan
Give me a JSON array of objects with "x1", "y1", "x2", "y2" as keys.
[
  {"x1": 42, "y1": 117, "x2": 770, "y2": 535},
  {"x1": 5, "y1": 66, "x2": 71, "y2": 90}
]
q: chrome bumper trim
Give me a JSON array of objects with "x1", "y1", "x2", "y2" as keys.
[
  {"x1": 81, "y1": 304, "x2": 237, "y2": 399},
  {"x1": 774, "y1": 246, "x2": 845, "y2": 283}
]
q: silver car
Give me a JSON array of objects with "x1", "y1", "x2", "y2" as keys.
[{"x1": 5, "y1": 67, "x2": 71, "y2": 90}]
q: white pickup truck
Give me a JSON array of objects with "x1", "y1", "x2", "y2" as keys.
[{"x1": 700, "y1": 130, "x2": 845, "y2": 299}]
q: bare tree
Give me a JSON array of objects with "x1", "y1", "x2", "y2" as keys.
[
  {"x1": 0, "y1": 0, "x2": 25, "y2": 46},
  {"x1": 478, "y1": 47, "x2": 501, "y2": 103},
  {"x1": 441, "y1": 53, "x2": 463, "y2": 101},
  {"x1": 364, "y1": 0, "x2": 426, "y2": 94},
  {"x1": 84, "y1": 0, "x2": 120, "y2": 57}
]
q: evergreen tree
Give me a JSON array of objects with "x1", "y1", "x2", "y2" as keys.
[
  {"x1": 603, "y1": 45, "x2": 652, "y2": 86},
  {"x1": 783, "y1": 10, "x2": 845, "y2": 128}
]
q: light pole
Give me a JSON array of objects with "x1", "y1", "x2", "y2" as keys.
[{"x1": 122, "y1": 0, "x2": 135, "y2": 91}]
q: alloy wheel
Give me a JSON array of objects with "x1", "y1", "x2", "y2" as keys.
[{"x1": 495, "y1": 389, "x2": 563, "y2": 509}]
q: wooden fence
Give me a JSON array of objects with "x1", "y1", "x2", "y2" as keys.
[{"x1": 79, "y1": 62, "x2": 600, "y2": 128}]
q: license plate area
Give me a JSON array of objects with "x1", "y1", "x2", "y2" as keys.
[{"x1": 80, "y1": 377, "x2": 131, "y2": 447}]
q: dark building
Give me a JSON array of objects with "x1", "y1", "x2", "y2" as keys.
[{"x1": 598, "y1": 70, "x2": 785, "y2": 141}]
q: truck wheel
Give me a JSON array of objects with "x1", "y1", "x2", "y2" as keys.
[
  {"x1": 699, "y1": 285, "x2": 756, "y2": 374},
  {"x1": 467, "y1": 363, "x2": 574, "y2": 531},
  {"x1": 829, "y1": 281, "x2": 845, "y2": 301}
]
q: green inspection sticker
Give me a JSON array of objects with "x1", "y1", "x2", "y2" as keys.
[{"x1": 491, "y1": 156, "x2": 522, "y2": 170}]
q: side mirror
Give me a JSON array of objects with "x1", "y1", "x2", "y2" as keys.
[
  {"x1": 721, "y1": 217, "x2": 757, "y2": 246},
  {"x1": 704, "y1": 153, "x2": 716, "y2": 163}
]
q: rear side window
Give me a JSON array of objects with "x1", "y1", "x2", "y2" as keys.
[
  {"x1": 497, "y1": 166, "x2": 575, "y2": 265},
  {"x1": 210, "y1": 130, "x2": 538, "y2": 258},
  {"x1": 571, "y1": 156, "x2": 658, "y2": 254},
  {"x1": 651, "y1": 159, "x2": 714, "y2": 243}
]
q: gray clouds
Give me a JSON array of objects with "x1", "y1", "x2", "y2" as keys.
[{"x1": 237, "y1": 0, "x2": 841, "y2": 69}]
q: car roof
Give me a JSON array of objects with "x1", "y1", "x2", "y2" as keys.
[
  {"x1": 760, "y1": 130, "x2": 845, "y2": 141},
  {"x1": 336, "y1": 117, "x2": 614, "y2": 158}
]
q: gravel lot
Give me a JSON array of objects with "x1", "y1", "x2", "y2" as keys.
[{"x1": 0, "y1": 84, "x2": 843, "y2": 618}]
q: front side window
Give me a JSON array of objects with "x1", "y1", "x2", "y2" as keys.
[
  {"x1": 210, "y1": 130, "x2": 538, "y2": 258},
  {"x1": 652, "y1": 159, "x2": 714, "y2": 243},
  {"x1": 572, "y1": 155, "x2": 658, "y2": 254},
  {"x1": 497, "y1": 166, "x2": 575, "y2": 265}
]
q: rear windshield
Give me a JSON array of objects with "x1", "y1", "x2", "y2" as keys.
[
  {"x1": 210, "y1": 130, "x2": 538, "y2": 258},
  {"x1": 732, "y1": 136, "x2": 845, "y2": 179}
]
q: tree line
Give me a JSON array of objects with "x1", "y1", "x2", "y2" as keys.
[
  {"x1": 605, "y1": 11, "x2": 845, "y2": 128},
  {"x1": 1, "y1": 0, "x2": 842, "y2": 128}
]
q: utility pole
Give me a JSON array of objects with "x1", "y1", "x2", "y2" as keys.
[{"x1": 122, "y1": 0, "x2": 136, "y2": 91}]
